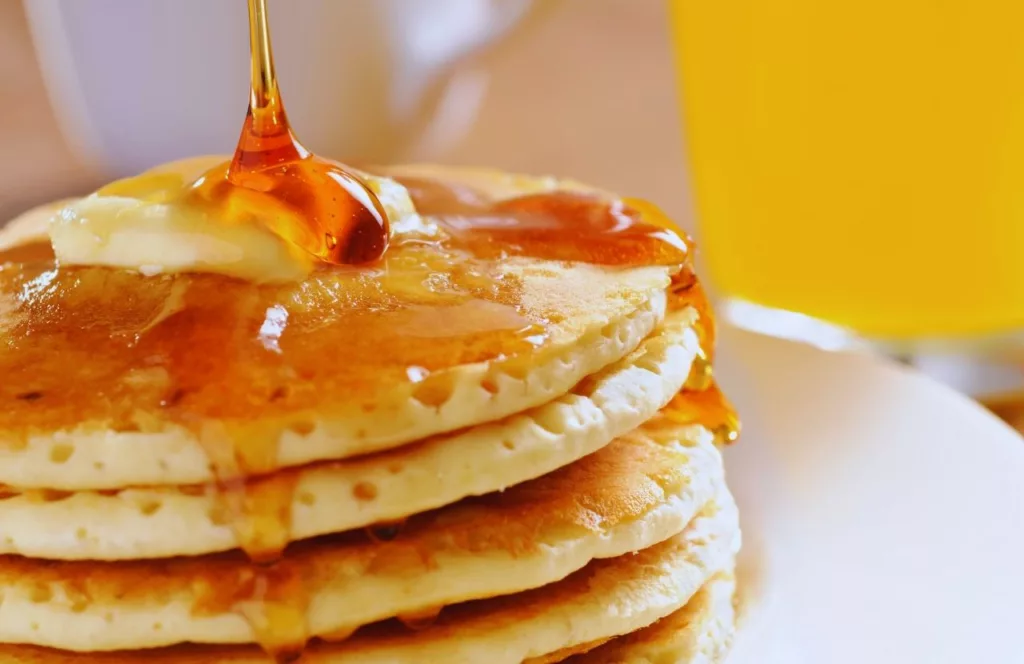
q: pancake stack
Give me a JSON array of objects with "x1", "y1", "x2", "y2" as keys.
[{"x1": 0, "y1": 165, "x2": 741, "y2": 663}]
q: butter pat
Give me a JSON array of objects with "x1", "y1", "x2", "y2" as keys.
[
  {"x1": 50, "y1": 194, "x2": 313, "y2": 282},
  {"x1": 47, "y1": 157, "x2": 421, "y2": 283}
]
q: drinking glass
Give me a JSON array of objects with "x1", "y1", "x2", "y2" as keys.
[{"x1": 669, "y1": 0, "x2": 1024, "y2": 404}]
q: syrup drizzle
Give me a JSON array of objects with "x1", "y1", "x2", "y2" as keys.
[
  {"x1": 365, "y1": 521, "x2": 406, "y2": 543},
  {"x1": 192, "y1": 559, "x2": 309, "y2": 663},
  {"x1": 663, "y1": 382, "x2": 741, "y2": 446},
  {"x1": 178, "y1": 0, "x2": 387, "y2": 653},
  {"x1": 396, "y1": 606, "x2": 443, "y2": 631},
  {"x1": 666, "y1": 260, "x2": 739, "y2": 445},
  {"x1": 189, "y1": 0, "x2": 389, "y2": 265}
]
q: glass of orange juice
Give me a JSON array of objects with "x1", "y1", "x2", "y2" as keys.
[{"x1": 669, "y1": 0, "x2": 1024, "y2": 398}]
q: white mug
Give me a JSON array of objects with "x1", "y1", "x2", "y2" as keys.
[{"x1": 24, "y1": 0, "x2": 537, "y2": 178}]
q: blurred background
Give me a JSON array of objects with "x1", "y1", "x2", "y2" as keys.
[
  {"x1": 1, "y1": 0, "x2": 1021, "y2": 431},
  {"x1": 0, "y1": 0, "x2": 689, "y2": 224}
]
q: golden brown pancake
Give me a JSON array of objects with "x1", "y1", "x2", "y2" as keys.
[
  {"x1": 0, "y1": 256, "x2": 668, "y2": 486},
  {"x1": 0, "y1": 418, "x2": 727, "y2": 652},
  {"x1": 0, "y1": 496, "x2": 739, "y2": 663}
]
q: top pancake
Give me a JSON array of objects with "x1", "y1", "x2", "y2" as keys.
[
  {"x1": 0, "y1": 311, "x2": 701, "y2": 560},
  {"x1": 0, "y1": 164, "x2": 687, "y2": 489}
]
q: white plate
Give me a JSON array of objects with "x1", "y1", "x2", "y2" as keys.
[{"x1": 717, "y1": 325, "x2": 1024, "y2": 664}]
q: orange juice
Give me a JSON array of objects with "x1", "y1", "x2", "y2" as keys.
[{"x1": 670, "y1": 0, "x2": 1024, "y2": 340}]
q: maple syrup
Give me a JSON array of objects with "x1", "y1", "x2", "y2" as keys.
[
  {"x1": 189, "y1": 0, "x2": 390, "y2": 265},
  {"x1": 663, "y1": 382, "x2": 741, "y2": 446},
  {"x1": 396, "y1": 606, "x2": 443, "y2": 631},
  {"x1": 393, "y1": 176, "x2": 691, "y2": 267},
  {"x1": 365, "y1": 521, "x2": 406, "y2": 544},
  {"x1": 192, "y1": 558, "x2": 310, "y2": 662},
  {"x1": 0, "y1": 241, "x2": 55, "y2": 266},
  {"x1": 665, "y1": 264, "x2": 740, "y2": 444}
]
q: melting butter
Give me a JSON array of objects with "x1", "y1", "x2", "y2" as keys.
[{"x1": 47, "y1": 157, "x2": 418, "y2": 283}]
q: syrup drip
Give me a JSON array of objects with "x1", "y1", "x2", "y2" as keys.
[
  {"x1": 664, "y1": 266, "x2": 740, "y2": 444},
  {"x1": 192, "y1": 558, "x2": 309, "y2": 664},
  {"x1": 663, "y1": 382, "x2": 741, "y2": 446},
  {"x1": 685, "y1": 348, "x2": 714, "y2": 392},
  {"x1": 206, "y1": 471, "x2": 300, "y2": 564},
  {"x1": 396, "y1": 606, "x2": 443, "y2": 631},
  {"x1": 669, "y1": 267, "x2": 715, "y2": 356},
  {"x1": 189, "y1": 0, "x2": 389, "y2": 265},
  {"x1": 365, "y1": 521, "x2": 407, "y2": 543},
  {"x1": 174, "y1": 292, "x2": 307, "y2": 655}
]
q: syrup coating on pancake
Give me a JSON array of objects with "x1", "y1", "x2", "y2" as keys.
[
  {"x1": 0, "y1": 246, "x2": 542, "y2": 438},
  {"x1": 0, "y1": 179, "x2": 689, "y2": 439},
  {"x1": 395, "y1": 173, "x2": 739, "y2": 445},
  {"x1": 0, "y1": 237, "x2": 542, "y2": 567},
  {"x1": 0, "y1": 169, "x2": 734, "y2": 659},
  {"x1": 397, "y1": 176, "x2": 689, "y2": 266}
]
